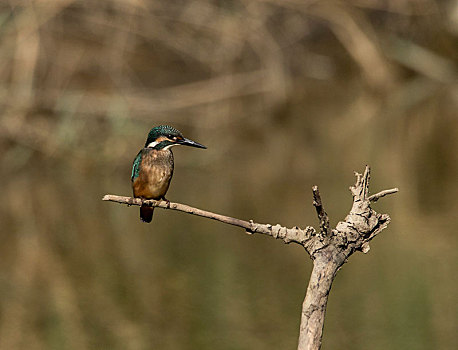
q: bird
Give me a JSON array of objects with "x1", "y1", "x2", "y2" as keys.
[{"x1": 131, "y1": 125, "x2": 206, "y2": 223}]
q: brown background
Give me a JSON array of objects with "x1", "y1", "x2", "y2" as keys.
[{"x1": 0, "y1": 1, "x2": 457, "y2": 349}]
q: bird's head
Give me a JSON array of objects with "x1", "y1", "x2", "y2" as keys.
[{"x1": 144, "y1": 125, "x2": 206, "y2": 150}]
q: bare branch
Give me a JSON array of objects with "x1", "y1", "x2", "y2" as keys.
[
  {"x1": 311, "y1": 186, "x2": 330, "y2": 236},
  {"x1": 297, "y1": 167, "x2": 396, "y2": 350},
  {"x1": 103, "y1": 166, "x2": 397, "y2": 350},
  {"x1": 368, "y1": 188, "x2": 399, "y2": 202},
  {"x1": 102, "y1": 195, "x2": 316, "y2": 246}
]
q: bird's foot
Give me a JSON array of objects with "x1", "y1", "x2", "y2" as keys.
[{"x1": 162, "y1": 197, "x2": 171, "y2": 208}]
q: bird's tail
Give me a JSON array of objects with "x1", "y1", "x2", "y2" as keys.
[{"x1": 140, "y1": 205, "x2": 154, "y2": 223}]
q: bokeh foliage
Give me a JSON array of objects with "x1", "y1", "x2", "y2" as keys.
[{"x1": 0, "y1": 0, "x2": 457, "y2": 349}]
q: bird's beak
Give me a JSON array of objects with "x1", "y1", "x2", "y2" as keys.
[{"x1": 179, "y1": 138, "x2": 207, "y2": 149}]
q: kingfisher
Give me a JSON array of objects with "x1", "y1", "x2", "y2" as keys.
[{"x1": 131, "y1": 125, "x2": 206, "y2": 223}]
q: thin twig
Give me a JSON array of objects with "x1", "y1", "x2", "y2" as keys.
[
  {"x1": 311, "y1": 186, "x2": 330, "y2": 236},
  {"x1": 103, "y1": 195, "x2": 251, "y2": 229},
  {"x1": 368, "y1": 188, "x2": 399, "y2": 202}
]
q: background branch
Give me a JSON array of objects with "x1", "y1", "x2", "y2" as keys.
[{"x1": 103, "y1": 166, "x2": 397, "y2": 350}]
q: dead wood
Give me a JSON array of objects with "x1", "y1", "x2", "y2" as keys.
[{"x1": 103, "y1": 165, "x2": 397, "y2": 350}]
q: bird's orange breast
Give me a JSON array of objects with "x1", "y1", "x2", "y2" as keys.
[{"x1": 132, "y1": 149, "x2": 173, "y2": 199}]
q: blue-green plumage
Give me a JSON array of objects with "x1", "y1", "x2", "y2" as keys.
[
  {"x1": 145, "y1": 125, "x2": 181, "y2": 146},
  {"x1": 131, "y1": 151, "x2": 142, "y2": 181},
  {"x1": 131, "y1": 125, "x2": 206, "y2": 223}
]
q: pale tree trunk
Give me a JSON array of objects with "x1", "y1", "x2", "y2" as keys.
[{"x1": 298, "y1": 253, "x2": 341, "y2": 350}]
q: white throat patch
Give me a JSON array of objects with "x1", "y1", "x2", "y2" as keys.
[
  {"x1": 162, "y1": 144, "x2": 179, "y2": 150},
  {"x1": 147, "y1": 140, "x2": 178, "y2": 150}
]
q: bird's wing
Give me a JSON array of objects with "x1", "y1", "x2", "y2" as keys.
[{"x1": 131, "y1": 150, "x2": 143, "y2": 181}]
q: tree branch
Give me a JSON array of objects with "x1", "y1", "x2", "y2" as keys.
[
  {"x1": 102, "y1": 194, "x2": 316, "y2": 246},
  {"x1": 368, "y1": 188, "x2": 399, "y2": 202},
  {"x1": 312, "y1": 186, "x2": 330, "y2": 236},
  {"x1": 103, "y1": 166, "x2": 397, "y2": 350}
]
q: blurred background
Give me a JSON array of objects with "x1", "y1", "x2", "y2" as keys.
[{"x1": 0, "y1": 0, "x2": 457, "y2": 349}]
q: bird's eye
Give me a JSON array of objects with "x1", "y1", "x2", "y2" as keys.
[{"x1": 171, "y1": 136, "x2": 177, "y2": 140}]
